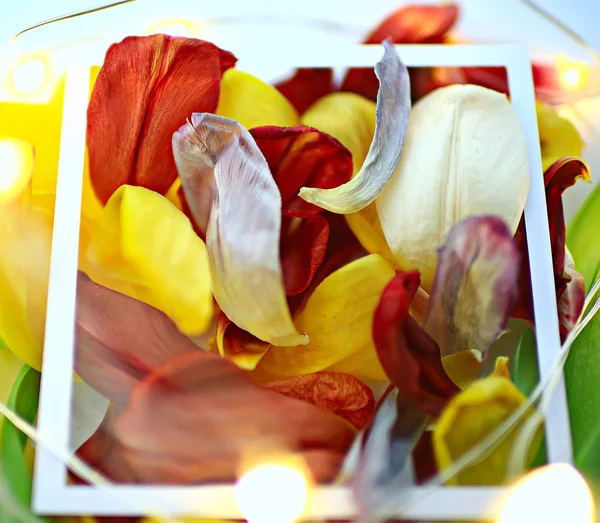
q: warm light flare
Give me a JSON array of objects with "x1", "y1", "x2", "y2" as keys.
[
  {"x1": 497, "y1": 464, "x2": 594, "y2": 523},
  {"x1": 10, "y1": 57, "x2": 48, "y2": 94},
  {"x1": 235, "y1": 461, "x2": 309, "y2": 523},
  {"x1": 0, "y1": 138, "x2": 34, "y2": 202},
  {"x1": 556, "y1": 54, "x2": 589, "y2": 92}
]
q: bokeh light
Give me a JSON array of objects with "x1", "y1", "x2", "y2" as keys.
[
  {"x1": 10, "y1": 57, "x2": 48, "y2": 94},
  {"x1": 0, "y1": 138, "x2": 34, "y2": 202},
  {"x1": 497, "y1": 464, "x2": 595, "y2": 523},
  {"x1": 556, "y1": 54, "x2": 589, "y2": 92},
  {"x1": 235, "y1": 462, "x2": 309, "y2": 523}
]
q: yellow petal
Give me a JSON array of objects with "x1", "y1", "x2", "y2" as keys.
[
  {"x1": 441, "y1": 349, "x2": 482, "y2": 390},
  {"x1": 326, "y1": 344, "x2": 388, "y2": 381},
  {"x1": 256, "y1": 254, "x2": 395, "y2": 377},
  {"x1": 492, "y1": 356, "x2": 511, "y2": 379},
  {"x1": 84, "y1": 185, "x2": 213, "y2": 335},
  {"x1": 536, "y1": 101, "x2": 584, "y2": 172},
  {"x1": 216, "y1": 69, "x2": 299, "y2": 129},
  {"x1": 301, "y1": 92, "x2": 394, "y2": 264},
  {"x1": 0, "y1": 349, "x2": 26, "y2": 441},
  {"x1": 165, "y1": 177, "x2": 183, "y2": 211},
  {"x1": 433, "y1": 376, "x2": 536, "y2": 486}
]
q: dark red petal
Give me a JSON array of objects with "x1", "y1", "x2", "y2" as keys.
[
  {"x1": 75, "y1": 272, "x2": 198, "y2": 404},
  {"x1": 264, "y1": 371, "x2": 375, "y2": 429},
  {"x1": 87, "y1": 35, "x2": 236, "y2": 203},
  {"x1": 373, "y1": 272, "x2": 459, "y2": 417},
  {"x1": 281, "y1": 215, "x2": 330, "y2": 295},
  {"x1": 250, "y1": 125, "x2": 353, "y2": 217},
  {"x1": 111, "y1": 351, "x2": 355, "y2": 483},
  {"x1": 216, "y1": 311, "x2": 270, "y2": 363},
  {"x1": 412, "y1": 430, "x2": 436, "y2": 484},
  {"x1": 513, "y1": 157, "x2": 589, "y2": 339},
  {"x1": 275, "y1": 68, "x2": 335, "y2": 114}
]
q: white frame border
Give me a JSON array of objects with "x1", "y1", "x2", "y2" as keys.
[{"x1": 33, "y1": 43, "x2": 571, "y2": 520}]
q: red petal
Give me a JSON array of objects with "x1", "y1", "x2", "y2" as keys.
[
  {"x1": 275, "y1": 68, "x2": 335, "y2": 114},
  {"x1": 412, "y1": 430, "x2": 437, "y2": 484},
  {"x1": 342, "y1": 4, "x2": 459, "y2": 101},
  {"x1": 281, "y1": 215, "x2": 330, "y2": 295},
  {"x1": 112, "y1": 351, "x2": 355, "y2": 483},
  {"x1": 373, "y1": 272, "x2": 459, "y2": 417},
  {"x1": 264, "y1": 371, "x2": 375, "y2": 429},
  {"x1": 216, "y1": 311, "x2": 270, "y2": 361},
  {"x1": 87, "y1": 35, "x2": 236, "y2": 203},
  {"x1": 513, "y1": 157, "x2": 589, "y2": 340},
  {"x1": 75, "y1": 272, "x2": 198, "y2": 404},
  {"x1": 250, "y1": 126, "x2": 353, "y2": 217}
]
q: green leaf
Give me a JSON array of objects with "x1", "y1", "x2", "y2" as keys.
[{"x1": 0, "y1": 365, "x2": 41, "y2": 516}]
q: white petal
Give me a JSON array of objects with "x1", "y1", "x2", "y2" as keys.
[{"x1": 173, "y1": 114, "x2": 307, "y2": 347}]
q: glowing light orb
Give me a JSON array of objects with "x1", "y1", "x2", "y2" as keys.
[
  {"x1": 11, "y1": 57, "x2": 48, "y2": 94},
  {"x1": 0, "y1": 138, "x2": 34, "y2": 201},
  {"x1": 556, "y1": 55, "x2": 588, "y2": 92},
  {"x1": 235, "y1": 463, "x2": 309, "y2": 523},
  {"x1": 497, "y1": 464, "x2": 594, "y2": 523}
]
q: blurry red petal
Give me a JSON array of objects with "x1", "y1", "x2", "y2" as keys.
[
  {"x1": 276, "y1": 68, "x2": 335, "y2": 114},
  {"x1": 265, "y1": 371, "x2": 375, "y2": 429},
  {"x1": 373, "y1": 272, "x2": 459, "y2": 417},
  {"x1": 113, "y1": 351, "x2": 355, "y2": 483},
  {"x1": 412, "y1": 430, "x2": 436, "y2": 484},
  {"x1": 250, "y1": 126, "x2": 353, "y2": 217},
  {"x1": 281, "y1": 215, "x2": 330, "y2": 295},
  {"x1": 88, "y1": 35, "x2": 235, "y2": 203},
  {"x1": 75, "y1": 272, "x2": 198, "y2": 404},
  {"x1": 513, "y1": 157, "x2": 589, "y2": 339}
]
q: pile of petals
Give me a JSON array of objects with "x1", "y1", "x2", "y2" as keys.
[{"x1": 0, "y1": 3, "x2": 591, "y2": 521}]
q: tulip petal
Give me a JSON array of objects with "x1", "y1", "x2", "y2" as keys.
[
  {"x1": 216, "y1": 69, "x2": 299, "y2": 129},
  {"x1": 264, "y1": 372, "x2": 375, "y2": 429},
  {"x1": 84, "y1": 185, "x2": 213, "y2": 336},
  {"x1": 373, "y1": 271, "x2": 459, "y2": 417},
  {"x1": 353, "y1": 387, "x2": 428, "y2": 520},
  {"x1": 112, "y1": 351, "x2": 355, "y2": 483},
  {"x1": 424, "y1": 216, "x2": 520, "y2": 359},
  {"x1": 173, "y1": 114, "x2": 306, "y2": 347},
  {"x1": 75, "y1": 272, "x2": 199, "y2": 405},
  {"x1": 256, "y1": 255, "x2": 395, "y2": 378},
  {"x1": 276, "y1": 68, "x2": 335, "y2": 114},
  {"x1": 299, "y1": 41, "x2": 410, "y2": 214},
  {"x1": 441, "y1": 350, "x2": 483, "y2": 390},
  {"x1": 216, "y1": 313, "x2": 270, "y2": 371},
  {"x1": 88, "y1": 35, "x2": 236, "y2": 203},
  {"x1": 432, "y1": 376, "x2": 536, "y2": 485},
  {"x1": 250, "y1": 125, "x2": 353, "y2": 218},
  {"x1": 513, "y1": 157, "x2": 590, "y2": 339}
]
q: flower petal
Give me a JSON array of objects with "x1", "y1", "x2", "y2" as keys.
[
  {"x1": 250, "y1": 125, "x2": 353, "y2": 218},
  {"x1": 441, "y1": 350, "x2": 483, "y2": 390},
  {"x1": 75, "y1": 272, "x2": 199, "y2": 405},
  {"x1": 112, "y1": 351, "x2": 355, "y2": 483},
  {"x1": 84, "y1": 185, "x2": 213, "y2": 336},
  {"x1": 216, "y1": 313, "x2": 270, "y2": 371},
  {"x1": 377, "y1": 84, "x2": 530, "y2": 292},
  {"x1": 276, "y1": 68, "x2": 335, "y2": 114},
  {"x1": 559, "y1": 248, "x2": 586, "y2": 335},
  {"x1": 256, "y1": 254, "x2": 395, "y2": 378},
  {"x1": 424, "y1": 216, "x2": 520, "y2": 358},
  {"x1": 513, "y1": 157, "x2": 590, "y2": 339},
  {"x1": 432, "y1": 376, "x2": 535, "y2": 485},
  {"x1": 264, "y1": 371, "x2": 375, "y2": 429},
  {"x1": 87, "y1": 35, "x2": 236, "y2": 203},
  {"x1": 173, "y1": 114, "x2": 306, "y2": 347},
  {"x1": 373, "y1": 271, "x2": 459, "y2": 417},
  {"x1": 216, "y1": 69, "x2": 299, "y2": 129},
  {"x1": 299, "y1": 41, "x2": 410, "y2": 214}
]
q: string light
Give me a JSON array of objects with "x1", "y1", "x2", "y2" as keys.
[
  {"x1": 497, "y1": 464, "x2": 595, "y2": 523},
  {"x1": 0, "y1": 138, "x2": 34, "y2": 202},
  {"x1": 235, "y1": 460, "x2": 310, "y2": 523}
]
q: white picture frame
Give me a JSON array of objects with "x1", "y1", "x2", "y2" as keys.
[{"x1": 33, "y1": 42, "x2": 571, "y2": 521}]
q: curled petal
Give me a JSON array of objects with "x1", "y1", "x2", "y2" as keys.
[
  {"x1": 216, "y1": 69, "x2": 299, "y2": 128},
  {"x1": 173, "y1": 114, "x2": 306, "y2": 347},
  {"x1": 84, "y1": 185, "x2": 213, "y2": 335},
  {"x1": 250, "y1": 126, "x2": 352, "y2": 218},
  {"x1": 559, "y1": 248, "x2": 586, "y2": 335},
  {"x1": 432, "y1": 376, "x2": 538, "y2": 485},
  {"x1": 88, "y1": 35, "x2": 236, "y2": 203},
  {"x1": 264, "y1": 371, "x2": 375, "y2": 429},
  {"x1": 275, "y1": 68, "x2": 335, "y2": 114},
  {"x1": 256, "y1": 255, "x2": 395, "y2": 378},
  {"x1": 216, "y1": 313, "x2": 270, "y2": 371},
  {"x1": 113, "y1": 352, "x2": 355, "y2": 483},
  {"x1": 299, "y1": 40, "x2": 410, "y2": 214},
  {"x1": 281, "y1": 215, "x2": 330, "y2": 296},
  {"x1": 373, "y1": 272, "x2": 459, "y2": 417},
  {"x1": 424, "y1": 216, "x2": 520, "y2": 358},
  {"x1": 75, "y1": 272, "x2": 198, "y2": 405}
]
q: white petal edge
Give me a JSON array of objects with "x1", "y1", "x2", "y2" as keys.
[
  {"x1": 298, "y1": 39, "x2": 411, "y2": 214},
  {"x1": 173, "y1": 114, "x2": 308, "y2": 347}
]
